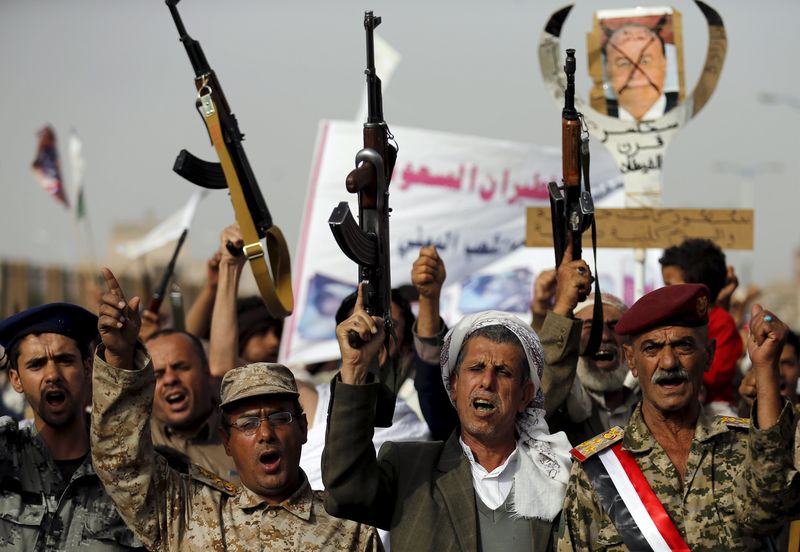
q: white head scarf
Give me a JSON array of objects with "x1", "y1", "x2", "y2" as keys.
[{"x1": 441, "y1": 311, "x2": 572, "y2": 521}]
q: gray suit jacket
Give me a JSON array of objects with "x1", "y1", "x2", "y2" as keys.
[{"x1": 322, "y1": 380, "x2": 556, "y2": 552}]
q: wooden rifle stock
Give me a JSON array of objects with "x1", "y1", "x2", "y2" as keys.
[
  {"x1": 548, "y1": 48, "x2": 603, "y2": 356},
  {"x1": 563, "y1": 115, "x2": 583, "y2": 262},
  {"x1": 549, "y1": 48, "x2": 591, "y2": 267},
  {"x1": 346, "y1": 125, "x2": 396, "y2": 208}
]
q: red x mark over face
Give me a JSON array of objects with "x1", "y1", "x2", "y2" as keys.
[{"x1": 604, "y1": 25, "x2": 668, "y2": 120}]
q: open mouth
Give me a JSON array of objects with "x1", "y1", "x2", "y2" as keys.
[
  {"x1": 472, "y1": 399, "x2": 496, "y2": 413},
  {"x1": 591, "y1": 347, "x2": 617, "y2": 363},
  {"x1": 44, "y1": 389, "x2": 66, "y2": 407},
  {"x1": 164, "y1": 390, "x2": 188, "y2": 411},
  {"x1": 259, "y1": 451, "x2": 281, "y2": 473},
  {"x1": 654, "y1": 375, "x2": 688, "y2": 388}
]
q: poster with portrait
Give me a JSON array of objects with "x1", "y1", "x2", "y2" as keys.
[{"x1": 587, "y1": 7, "x2": 686, "y2": 122}]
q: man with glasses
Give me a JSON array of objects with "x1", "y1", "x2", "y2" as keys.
[{"x1": 90, "y1": 268, "x2": 381, "y2": 551}]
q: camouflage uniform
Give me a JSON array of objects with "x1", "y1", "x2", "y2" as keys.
[
  {"x1": 558, "y1": 402, "x2": 800, "y2": 551},
  {"x1": 0, "y1": 417, "x2": 145, "y2": 551},
  {"x1": 91, "y1": 346, "x2": 381, "y2": 552}
]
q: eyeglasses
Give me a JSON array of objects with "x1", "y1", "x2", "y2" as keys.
[{"x1": 228, "y1": 412, "x2": 294, "y2": 435}]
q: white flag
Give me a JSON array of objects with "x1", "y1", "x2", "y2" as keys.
[
  {"x1": 116, "y1": 189, "x2": 208, "y2": 259},
  {"x1": 67, "y1": 130, "x2": 86, "y2": 220}
]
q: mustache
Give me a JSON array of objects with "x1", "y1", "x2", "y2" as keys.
[
  {"x1": 651, "y1": 368, "x2": 689, "y2": 385},
  {"x1": 41, "y1": 383, "x2": 69, "y2": 397},
  {"x1": 160, "y1": 383, "x2": 188, "y2": 395},
  {"x1": 591, "y1": 342, "x2": 619, "y2": 357},
  {"x1": 469, "y1": 390, "x2": 498, "y2": 404}
]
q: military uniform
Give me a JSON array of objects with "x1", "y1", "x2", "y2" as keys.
[
  {"x1": 558, "y1": 403, "x2": 799, "y2": 551},
  {"x1": 0, "y1": 417, "x2": 144, "y2": 551},
  {"x1": 151, "y1": 406, "x2": 240, "y2": 483},
  {"x1": 91, "y1": 347, "x2": 381, "y2": 552}
]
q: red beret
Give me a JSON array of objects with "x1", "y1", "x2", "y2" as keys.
[{"x1": 615, "y1": 284, "x2": 710, "y2": 337}]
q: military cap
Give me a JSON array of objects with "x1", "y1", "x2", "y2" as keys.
[
  {"x1": 219, "y1": 362, "x2": 298, "y2": 408},
  {"x1": 0, "y1": 302, "x2": 98, "y2": 357},
  {"x1": 615, "y1": 284, "x2": 710, "y2": 337}
]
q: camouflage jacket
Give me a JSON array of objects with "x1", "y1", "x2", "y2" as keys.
[
  {"x1": 558, "y1": 402, "x2": 800, "y2": 551},
  {"x1": 91, "y1": 346, "x2": 382, "y2": 552},
  {"x1": 0, "y1": 417, "x2": 145, "y2": 551}
]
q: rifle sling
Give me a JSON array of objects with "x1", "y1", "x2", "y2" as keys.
[
  {"x1": 199, "y1": 92, "x2": 294, "y2": 318},
  {"x1": 581, "y1": 138, "x2": 603, "y2": 357}
]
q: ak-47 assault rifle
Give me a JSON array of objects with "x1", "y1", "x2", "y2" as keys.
[
  {"x1": 329, "y1": 11, "x2": 397, "y2": 343},
  {"x1": 166, "y1": 0, "x2": 293, "y2": 318},
  {"x1": 329, "y1": 12, "x2": 399, "y2": 426},
  {"x1": 548, "y1": 48, "x2": 603, "y2": 355}
]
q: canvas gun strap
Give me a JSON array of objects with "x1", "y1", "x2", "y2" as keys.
[
  {"x1": 198, "y1": 91, "x2": 294, "y2": 318},
  {"x1": 580, "y1": 136, "x2": 603, "y2": 357}
]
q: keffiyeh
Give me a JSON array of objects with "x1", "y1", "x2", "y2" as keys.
[{"x1": 441, "y1": 311, "x2": 572, "y2": 521}]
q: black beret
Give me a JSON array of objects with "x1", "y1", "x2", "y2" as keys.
[
  {"x1": 0, "y1": 302, "x2": 98, "y2": 355},
  {"x1": 615, "y1": 284, "x2": 710, "y2": 337}
]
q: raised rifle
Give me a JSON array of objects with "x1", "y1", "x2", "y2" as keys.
[
  {"x1": 147, "y1": 228, "x2": 188, "y2": 313},
  {"x1": 329, "y1": 11, "x2": 398, "y2": 345},
  {"x1": 166, "y1": 0, "x2": 293, "y2": 318},
  {"x1": 547, "y1": 48, "x2": 603, "y2": 355},
  {"x1": 328, "y1": 12, "x2": 399, "y2": 426}
]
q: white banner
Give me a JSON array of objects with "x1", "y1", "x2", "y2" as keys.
[
  {"x1": 116, "y1": 189, "x2": 208, "y2": 259},
  {"x1": 280, "y1": 120, "x2": 663, "y2": 366}
]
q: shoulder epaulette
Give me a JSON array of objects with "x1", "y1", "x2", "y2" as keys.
[
  {"x1": 718, "y1": 415, "x2": 749, "y2": 429},
  {"x1": 570, "y1": 426, "x2": 624, "y2": 462},
  {"x1": 189, "y1": 464, "x2": 239, "y2": 495}
]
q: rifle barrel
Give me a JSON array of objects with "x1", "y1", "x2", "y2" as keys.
[
  {"x1": 364, "y1": 11, "x2": 385, "y2": 124},
  {"x1": 149, "y1": 228, "x2": 188, "y2": 312},
  {"x1": 166, "y1": 0, "x2": 210, "y2": 78},
  {"x1": 563, "y1": 48, "x2": 578, "y2": 118},
  {"x1": 167, "y1": 2, "x2": 189, "y2": 42}
]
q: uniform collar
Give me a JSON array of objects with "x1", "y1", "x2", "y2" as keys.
[
  {"x1": 24, "y1": 422, "x2": 96, "y2": 484},
  {"x1": 156, "y1": 405, "x2": 220, "y2": 443},
  {"x1": 234, "y1": 470, "x2": 313, "y2": 521},
  {"x1": 622, "y1": 402, "x2": 725, "y2": 453}
]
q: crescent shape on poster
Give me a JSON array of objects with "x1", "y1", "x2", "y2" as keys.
[{"x1": 538, "y1": 1, "x2": 727, "y2": 120}]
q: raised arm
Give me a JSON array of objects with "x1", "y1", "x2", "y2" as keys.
[
  {"x1": 208, "y1": 224, "x2": 248, "y2": 377},
  {"x1": 323, "y1": 285, "x2": 397, "y2": 529},
  {"x1": 541, "y1": 244, "x2": 590, "y2": 416},
  {"x1": 184, "y1": 251, "x2": 221, "y2": 339},
  {"x1": 737, "y1": 304, "x2": 800, "y2": 531},
  {"x1": 410, "y1": 246, "x2": 457, "y2": 439},
  {"x1": 91, "y1": 267, "x2": 184, "y2": 551},
  {"x1": 412, "y1": 245, "x2": 446, "y2": 340}
]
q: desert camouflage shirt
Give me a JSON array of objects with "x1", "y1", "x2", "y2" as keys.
[
  {"x1": 91, "y1": 346, "x2": 382, "y2": 552},
  {"x1": 558, "y1": 402, "x2": 800, "y2": 551},
  {"x1": 0, "y1": 417, "x2": 145, "y2": 551}
]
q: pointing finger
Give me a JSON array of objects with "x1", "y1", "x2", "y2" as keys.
[
  {"x1": 101, "y1": 267, "x2": 126, "y2": 303},
  {"x1": 355, "y1": 283, "x2": 365, "y2": 313}
]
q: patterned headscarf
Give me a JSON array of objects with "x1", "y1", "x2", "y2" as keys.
[{"x1": 441, "y1": 311, "x2": 572, "y2": 521}]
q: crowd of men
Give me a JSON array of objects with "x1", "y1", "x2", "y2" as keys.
[{"x1": 1, "y1": 230, "x2": 799, "y2": 551}]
